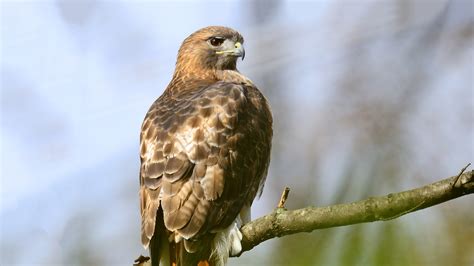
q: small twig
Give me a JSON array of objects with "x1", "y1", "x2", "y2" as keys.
[
  {"x1": 452, "y1": 163, "x2": 471, "y2": 188},
  {"x1": 277, "y1": 187, "x2": 290, "y2": 208}
]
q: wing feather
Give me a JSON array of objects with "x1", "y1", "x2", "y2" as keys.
[
  {"x1": 140, "y1": 81, "x2": 272, "y2": 250},
  {"x1": 200, "y1": 164, "x2": 225, "y2": 200}
]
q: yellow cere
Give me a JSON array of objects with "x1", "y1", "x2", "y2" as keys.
[{"x1": 215, "y1": 42, "x2": 242, "y2": 54}]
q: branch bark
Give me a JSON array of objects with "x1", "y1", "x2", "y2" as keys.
[{"x1": 236, "y1": 167, "x2": 474, "y2": 255}]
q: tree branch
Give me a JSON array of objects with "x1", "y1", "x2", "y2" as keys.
[
  {"x1": 236, "y1": 167, "x2": 474, "y2": 255},
  {"x1": 135, "y1": 167, "x2": 473, "y2": 264}
]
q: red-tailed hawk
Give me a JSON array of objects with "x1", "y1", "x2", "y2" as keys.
[{"x1": 139, "y1": 26, "x2": 272, "y2": 266}]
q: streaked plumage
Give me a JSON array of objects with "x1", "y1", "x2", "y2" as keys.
[{"x1": 139, "y1": 26, "x2": 272, "y2": 266}]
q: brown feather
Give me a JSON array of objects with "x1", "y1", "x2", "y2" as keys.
[
  {"x1": 200, "y1": 164, "x2": 225, "y2": 200},
  {"x1": 177, "y1": 199, "x2": 210, "y2": 239},
  {"x1": 139, "y1": 26, "x2": 273, "y2": 265}
]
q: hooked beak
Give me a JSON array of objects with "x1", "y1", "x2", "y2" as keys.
[
  {"x1": 216, "y1": 41, "x2": 245, "y2": 60},
  {"x1": 233, "y1": 42, "x2": 245, "y2": 60}
]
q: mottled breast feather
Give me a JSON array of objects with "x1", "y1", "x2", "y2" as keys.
[{"x1": 140, "y1": 79, "x2": 272, "y2": 249}]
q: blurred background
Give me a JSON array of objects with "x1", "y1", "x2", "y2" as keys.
[{"x1": 1, "y1": 0, "x2": 473, "y2": 265}]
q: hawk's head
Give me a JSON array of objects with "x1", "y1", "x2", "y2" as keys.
[{"x1": 175, "y1": 26, "x2": 245, "y2": 74}]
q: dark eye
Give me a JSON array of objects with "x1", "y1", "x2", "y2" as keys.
[{"x1": 209, "y1": 37, "x2": 225, "y2": 47}]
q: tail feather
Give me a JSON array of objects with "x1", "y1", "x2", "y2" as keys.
[
  {"x1": 151, "y1": 210, "x2": 245, "y2": 266},
  {"x1": 150, "y1": 208, "x2": 170, "y2": 266},
  {"x1": 173, "y1": 237, "x2": 214, "y2": 266},
  {"x1": 150, "y1": 210, "x2": 214, "y2": 266}
]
